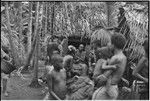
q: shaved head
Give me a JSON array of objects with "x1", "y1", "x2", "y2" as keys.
[{"x1": 51, "y1": 54, "x2": 63, "y2": 70}]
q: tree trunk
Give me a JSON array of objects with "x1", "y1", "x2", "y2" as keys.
[
  {"x1": 45, "y1": 2, "x2": 48, "y2": 35},
  {"x1": 29, "y1": 33, "x2": 41, "y2": 88},
  {"x1": 64, "y1": 2, "x2": 68, "y2": 33},
  {"x1": 21, "y1": 38, "x2": 36, "y2": 73},
  {"x1": 61, "y1": 6, "x2": 64, "y2": 33},
  {"x1": 51, "y1": 2, "x2": 55, "y2": 41},
  {"x1": 39, "y1": 2, "x2": 44, "y2": 60},
  {"x1": 47, "y1": 3, "x2": 50, "y2": 34},
  {"x1": 28, "y1": 2, "x2": 32, "y2": 54},
  {"x1": 5, "y1": 2, "x2": 21, "y2": 68},
  {"x1": 70, "y1": 5, "x2": 74, "y2": 34},
  {"x1": 29, "y1": 2, "x2": 41, "y2": 88},
  {"x1": 41, "y1": 2, "x2": 47, "y2": 60},
  {"x1": 106, "y1": 2, "x2": 115, "y2": 27},
  {"x1": 18, "y1": 2, "x2": 25, "y2": 66},
  {"x1": 21, "y1": 2, "x2": 39, "y2": 73}
]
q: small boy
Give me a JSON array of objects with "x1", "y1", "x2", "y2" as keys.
[{"x1": 46, "y1": 54, "x2": 67, "y2": 100}]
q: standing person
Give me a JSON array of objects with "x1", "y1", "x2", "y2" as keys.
[
  {"x1": 40, "y1": 41, "x2": 60, "y2": 74},
  {"x1": 1, "y1": 48, "x2": 12, "y2": 97},
  {"x1": 46, "y1": 54, "x2": 67, "y2": 100},
  {"x1": 41, "y1": 41, "x2": 61, "y2": 99},
  {"x1": 39, "y1": 42, "x2": 60, "y2": 83},
  {"x1": 92, "y1": 33, "x2": 127, "y2": 100},
  {"x1": 132, "y1": 39, "x2": 149, "y2": 100}
]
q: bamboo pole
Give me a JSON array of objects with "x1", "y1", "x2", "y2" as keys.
[{"x1": 45, "y1": 2, "x2": 48, "y2": 35}]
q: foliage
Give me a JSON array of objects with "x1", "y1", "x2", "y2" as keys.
[
  {"x1": 1, "y1": 1, "x2": 148, "y2": 65},
  {"x1": 91, "y1": 28, "x2": 111, "y2": 47},
  {"x1": 112, "y1": 2, "x2": 148, "y2": 61}
]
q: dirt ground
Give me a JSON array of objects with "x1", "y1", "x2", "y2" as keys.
[{"x1": 1, "y1": 62, "x2": 47, "y2": 100}]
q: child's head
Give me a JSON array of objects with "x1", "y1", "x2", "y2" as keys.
[
  {"x1": 111, "y1": 33, "x2": 126, "y2": 50},
  {"x1": 51, "y1": 54, "x2": 63, "y2": 70}
]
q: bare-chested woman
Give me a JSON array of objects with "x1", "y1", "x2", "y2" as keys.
[
  {"x1": 92, "y1": 33, "x2": 127, "y2": 100},
  {"x1": 46, "y1": 54, "x2": 67, "y2": 100}
]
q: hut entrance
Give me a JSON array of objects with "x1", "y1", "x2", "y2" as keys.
[{"x1": 68, "y1": 35, "x2": 90, "y2": 49}]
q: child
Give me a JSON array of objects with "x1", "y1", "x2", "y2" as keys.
[{"x1": 46, "y1": 54, "x2": 67, "y2": 100}]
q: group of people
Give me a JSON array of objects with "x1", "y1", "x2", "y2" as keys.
[
  {"x1": 42, "y1": 32, "x2": 149, "y2": 100},
  {"x1": 1, "y1": 31, "x2": 149, "y2": 100}
]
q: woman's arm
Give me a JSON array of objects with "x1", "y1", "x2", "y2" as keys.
[
  {"x1": 132, "y1": 57, "x2": 148, "y2": 83},
  {"x1": 102, "y1": 60, "x2": 117, "y2": 70}
]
